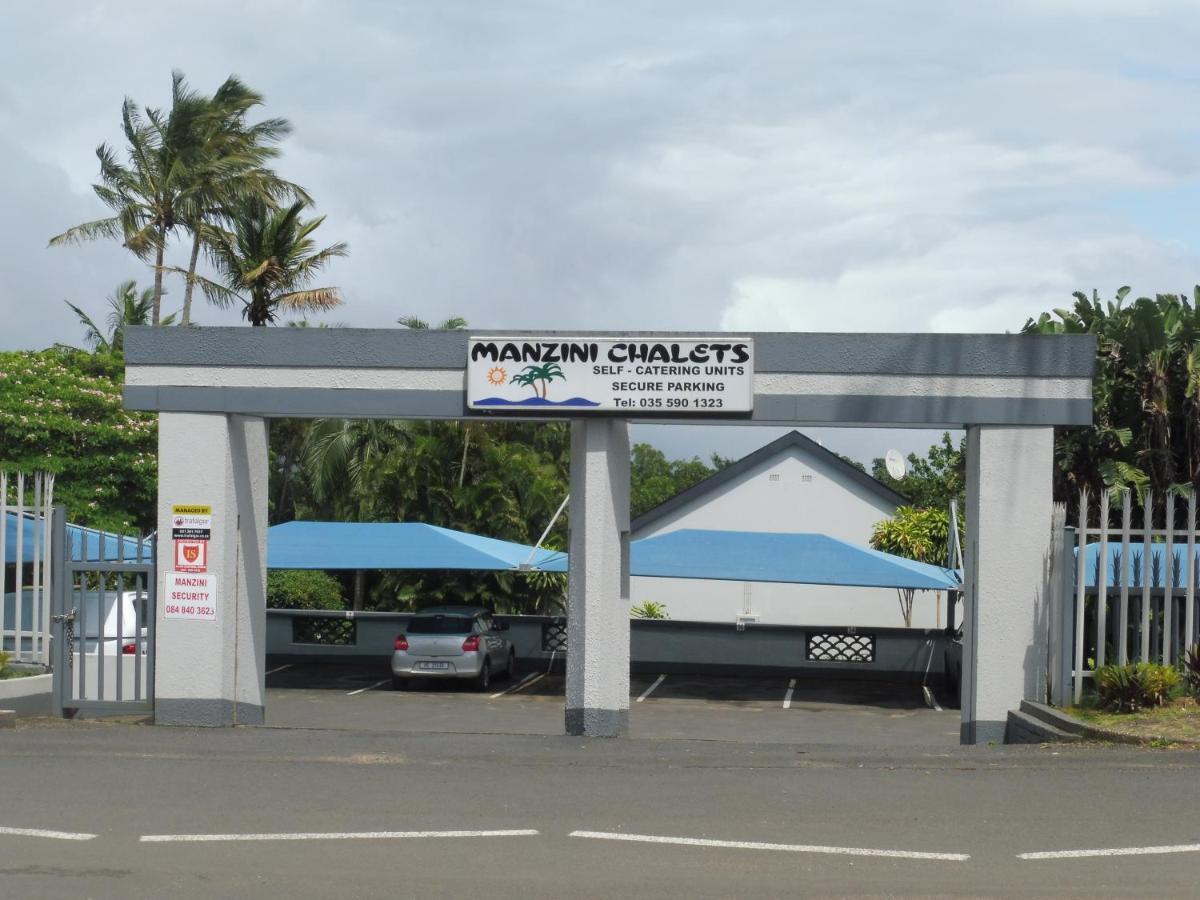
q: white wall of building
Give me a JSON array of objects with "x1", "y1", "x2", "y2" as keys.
[{"x1": 630, "y1": 439, "x2": 943, "y2": 628}]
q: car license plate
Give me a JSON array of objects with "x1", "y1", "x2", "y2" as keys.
[{"x1": 418, "y1": 661, "x2": 450, "y2": 670}]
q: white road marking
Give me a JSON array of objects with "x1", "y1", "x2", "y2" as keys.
[
  {"x1": 569, "y1": 831, "x2": 969, "y2": 861},
  {"x1": 783, "y1": 678, "x2": 796, "y2": 709},
  {"x1": 346, "y1": 678, "x2": 391, "y2": 696},
  {"x1": 265, "y1": 664, "x2": 293, "y2": 676},
  {"x1": 1019, "y1": 843, "x2": 1200, "y2": 860},
  {"x1": 636, "y1": 674, "x2": 666, "y2": 703},
  {"x1": 141, "y1": 829, "x2": 540, "y2": 843},
  {"x1": 0, "y1": 826, "x2": 97, "y2": 841},
  {"x1": 491, "y1": 671, "x2": 538, "y2": 699},
  {"x1": 505, "y1": 672, "x2": 546, "y2": 695}
]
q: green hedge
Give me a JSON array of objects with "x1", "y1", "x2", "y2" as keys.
[{"x1": 267, "y1": 569, "x2": 345, "y2": 610}]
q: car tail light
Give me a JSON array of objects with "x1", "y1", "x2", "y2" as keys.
[
  {"x1": 122, "y1": 642, "x2": 137, "y2": 655},
  {"x1": 394, "y1": 634, "x2": 409, "y2": 651},
  {"x1": 462, "y1": 635, "x2": 480, "y2": 652}
]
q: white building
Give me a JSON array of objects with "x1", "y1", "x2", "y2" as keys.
[{"x1": 629, "y1": 431, "x2": 942, "y2": 628}]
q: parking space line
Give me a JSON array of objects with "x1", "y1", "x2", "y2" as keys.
[
  {"x1": 0, "y1": 826, "x2": 97, "y2": 841},
  {"x1": 141, "y1": 829, "x2": 540, "y2": 844},
  {"x1": 1018, "y1": 843, "x2": 1200, "y2": 860},
  {"x1": 569, "y1": 831, "x2": 969, "y2": 861},
  {"x1": 346, "y1": 678, "x2": 391, "y2": 696},
  {"x1": 783, "y1": 678, "x2": 796, "y2": 709},
  {"x1": 491, "y1": 671, "x2": 539, "y2": 699},
  {"x1": 265, "y1": 664, "x2": 293, "y2": 677},
  {"x1": 636, "y1": 674, "x2": 666, "y2": 703},
  {"x1": 504, "y1": 672, "x2": 547, "y2": 695}
]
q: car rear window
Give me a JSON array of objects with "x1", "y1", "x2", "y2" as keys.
[{"x1": 407, "y1": 615, "x2": 475, "y2": 635}]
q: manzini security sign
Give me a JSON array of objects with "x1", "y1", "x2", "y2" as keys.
[{"x1": 466, "y1": 337, "x2": 754, "y2": 414}]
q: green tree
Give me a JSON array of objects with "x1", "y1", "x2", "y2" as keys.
[
  {"x1": 630, "y1": 443, "x2": 731, "y2": 519},
  {"x1": 49, "y1": 73, "x2": 212, "y2": 324},
  {"x1": 0, "y1": 349, "x2": 156, "y2": 531},
  {"x1": 1022, "y1": 287, "x2": 1200, "y2": 514},
  {"x1": 175, "y1": 75, "x2": 303, "y2": 326},
  {"x1": 870, "y1": 433, "x2": 965, "y2": 511},
  {"x1": 189, "y1": 198, "x2": 348, "y2": 325},
  {"x1": 64, "y1": 280, "x2": 176, "y2": 355}
]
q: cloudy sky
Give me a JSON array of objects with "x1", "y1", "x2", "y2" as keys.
[{"x1": 2, "y1": 2, "x2": 1198, "y2": 464}]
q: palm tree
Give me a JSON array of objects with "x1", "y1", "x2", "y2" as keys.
[
  {"x1": 397, "y1": 314, "x2": 468, "y2": 330},
  {"x1": 176, "y1": 76, "x2": 306, "y2": 326},
  {"x1": 50, "y1": 73, "x2": 211, "y2": 325},
  {"x1": 188, "y1": 198, "x2": 347, "y2": 325},
  {"x1": 65, "y1": 279, "x2": 176, "y2": 354}
]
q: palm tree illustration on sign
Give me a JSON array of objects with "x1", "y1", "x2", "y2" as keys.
[
  {"x1": 477, "y1": 360, "x2": 599, "y2": 407},
  {"x1": 512, "y1": 363, "x2": 566, "y2": 399}
]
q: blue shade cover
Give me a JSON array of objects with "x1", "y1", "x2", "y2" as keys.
[
  {"x1": 537, "y1": 528, "x2": 960, "y2": 590},
  {"x1": 267, "y1": 521, "x2": 560, "y2": 571},
  {"x1": 1077, "y1": 541, "x2": 1200, "y2": 589},
  {"x1": 4, "y1": 511, "x2": 146, "y2": 563}
]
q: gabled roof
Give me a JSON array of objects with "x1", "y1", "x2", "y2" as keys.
[{"x1": 631, "y1": 430, "x2": 909, "y2": 534}]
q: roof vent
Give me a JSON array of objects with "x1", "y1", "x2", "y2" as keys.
[
  {"x1": 768, "y1": 473, "x2": 781, "y2": 482},
  {"x1": 801, "y1": 474, "x2": 813, "y2": 483}
]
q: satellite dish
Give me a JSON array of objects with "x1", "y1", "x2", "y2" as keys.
[{"x1": 885, "y1": 449, "x2": 906, "y2": 480}]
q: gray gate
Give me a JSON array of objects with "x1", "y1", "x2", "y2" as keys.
[{"x1": 50, "y1": 507, "x2": 155, "y2": 716}]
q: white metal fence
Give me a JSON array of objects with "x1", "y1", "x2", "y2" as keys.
[
  {"x1": 1, "y1": 471, "x2": 56, "y2": 664},
  {"x1": 1067, "y1": 487, "x2": 1200, "y2": 703}
]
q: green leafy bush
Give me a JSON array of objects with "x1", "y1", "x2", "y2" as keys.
[
  {"x1": 1095, "y1": 662, "x2": 1181, "y2": 711},
  {"x1": 630, "y1": 601, "x2": 669, "y2": 620},
  {"x1": 870, "y1": 506, "x2": 960, "y2": 566},
  {"x1": 0, "y1": 650, "x2": 10, "y2": 678},
  {"x1": 267, "y1": 570, "x2": 345, "y2": 610}
]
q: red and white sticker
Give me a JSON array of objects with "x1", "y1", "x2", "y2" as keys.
[
  {"x1": 164, "y1": 572, "x2": 218, "y2": 621},
  {"x1": 174, "y1": 540, "x2": 208, "y2": 572}
]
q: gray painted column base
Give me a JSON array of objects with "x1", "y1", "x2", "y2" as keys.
[
  {"x1": 565, "y1": 707, "x2": 629, "y2": 737},
  {"x1": 155, "y1": 699, "x2": 265, "y2": 727},
  {"x1": 961, "y1": 720, "x2": 1006, "y2": 745}
]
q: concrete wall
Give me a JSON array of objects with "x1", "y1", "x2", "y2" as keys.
[
  {"x1": 630, "y1": 444, "x2": 939, "y2": 628},
  {"x1": 0, "y1": 672, "x2": 52, "y2": 716},
  {"x1": 264, "y1": 610, "x2": 947, "y2": 683}
]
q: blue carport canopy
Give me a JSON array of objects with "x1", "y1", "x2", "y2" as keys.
[
  {"x1": 540, "y1": 529, "x2": 960, "y2": 590},
  {"x1": 268, "y1": 521, "x2": 560, "y2": 571},
  {"x1": 1078, "y1": 541, "x2": 1200, "y2": 588},
  {"x1": 4, "y1": 511, "x2": 145, "y2": 564}
]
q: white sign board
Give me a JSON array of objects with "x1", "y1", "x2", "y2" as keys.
[
  {"x1": 466, "y1": 337, "x2": 754, "y2": 414},
  {"x1": 164, "y1": 571, "x2": 218, "y2": 621}
]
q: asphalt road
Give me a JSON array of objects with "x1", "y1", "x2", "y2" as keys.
[{"x1": 4, "y1": 707, "x2": 1200, "y2": 897}]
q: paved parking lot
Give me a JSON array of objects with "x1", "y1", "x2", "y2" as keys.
[{"x1": 263, "y1": 662, "x2": 960, "y2": 747}]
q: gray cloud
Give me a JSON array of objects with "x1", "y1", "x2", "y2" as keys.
[{"x1": 2, "y1": 2, "x2": 1198, "y2": 350}]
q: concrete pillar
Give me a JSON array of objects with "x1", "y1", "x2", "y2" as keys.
[
  {"x1": 565, "y1": 418, "x2": 631, "y2": 737},
  {"x1": 961, "y1": 426, "x2": 1054, "y2": 744},
  {"x1": 155, "y1": 413, "x2": 269, "y2": 726}
]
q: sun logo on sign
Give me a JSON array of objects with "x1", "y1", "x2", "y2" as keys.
[{"x1": 486, "y1": 366, "x2": 507, "y2": 386}]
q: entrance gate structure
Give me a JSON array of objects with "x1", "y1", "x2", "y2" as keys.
[
  {"x1": 123, "y1": 328, "x2": 1095, "y2": 743},
  {"x1": 49, "y1": 508, "x2": 156, "y2": 717}
]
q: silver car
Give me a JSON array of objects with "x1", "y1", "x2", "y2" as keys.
[{"x1": 391, "y1": 607, "x2": 516, "y2": 691}]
